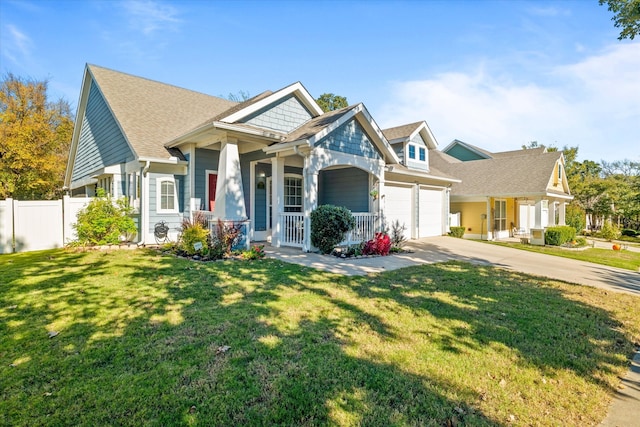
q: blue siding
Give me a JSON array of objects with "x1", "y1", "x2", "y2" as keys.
[
  {"x1": 72, "y1": 80, "x2": 135, "y2": 182},
  {"x1": 392, "y1": 143, "x2": 404, "y2": 163},
  {"x1": 445, "y1": 144, "x2": 486, "y2": 161},
  {"x1": 315, "y1": 118, "x2": 382, "y2": 160},
  {"x1": 239, "y1": 150, "x2": 274, "y2": 221},
  {"x1": 319, "y1": 168, "x2": 369, "y2": 212},
  {"x1": 407, "y1": 133, "x2": 429, "y2": 171},
  {"x1": 148, "y1": 173, "x2": 184, "y2": 234},
  {"x1": 194, "y1": 149, "x2": 220, "y2": 210},
  {"x1": 241, "y1": 95, "x2": 312, "y2": 133}
]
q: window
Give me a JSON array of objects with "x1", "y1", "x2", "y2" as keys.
[
  {"x1": 157, "y1": 178, "x2": 178, "y2": 213},
  {"x1": 128, "y1": 173, "x2": 140, "y2": 211},
  {"x1": 557, "y1": 164, "x2": 562, "y2": 182},
  {"x1": 408, "y1": 145, "x2": 416, "y2": 159},
  {"x1": 419, "y1": 147, "x2": 426, "y2": 161},
  {"x1": 284, "y1": 175, "x2": 302, "y2": 212},
  {"x1": 494, "y1": 199, "x2": 507, "y2": 231}
]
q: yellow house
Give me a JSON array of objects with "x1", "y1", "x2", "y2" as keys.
[{"x1": 431, "y1": 140, "x2": 573, "y2": 243}]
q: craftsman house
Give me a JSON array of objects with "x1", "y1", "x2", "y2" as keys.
[
  {"x1": 65, "y1": 65, "x2": 457, "y2": 250},
  {"x1": 431, "y1": 140, "x2": 573, "y2": 243}
]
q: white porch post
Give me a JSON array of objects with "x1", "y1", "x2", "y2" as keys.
[
  {"x1": 302, "y1": 165, "x2": 318, "y2": 252},
  {"x1": 559, "y1": 202, "x2": 567, "y2": 226},
  {"x1": 213, "y1": 138, "x2": 246, "y2": 221},
  {"x1": 270, "y1": 156, "x2": 285, "y2": 247},
  {"x1": 549, "y1": 202, "x2": 557, "y2": 226},
  {"x1": 534, "y1": 198, "x2": 543, "y2": 229},
  {"x1": 377, "y1": 177, "x2": 385, "y2": 232}
]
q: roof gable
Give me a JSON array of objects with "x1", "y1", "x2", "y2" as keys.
[
  {"x1": 239, "y1": 93, "x2": 314, "y2": 133},
  {"x1": 442, "y1": 139, "x2": 492, "y2": 161}
]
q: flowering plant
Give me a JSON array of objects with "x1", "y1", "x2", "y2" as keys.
[{"x1": 362, "y1": 232, "x2": 391, "y2": 256}]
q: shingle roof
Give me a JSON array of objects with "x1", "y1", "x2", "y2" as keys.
[
  {"x1": 431, "y1": 149, "x2": 564, "y2": 196},
  {"x1": 382, "y1": 121, "x2": 423, "y2": 141},
  {"x1": 88, "y1": 64, "x2": 237, "y2": 160}
]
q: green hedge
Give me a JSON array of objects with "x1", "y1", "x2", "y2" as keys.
[
  {"x1": 545, "y1": 226, "x2": 576, "y2": 246},
  {"x1": 448, "y1": 226, "x2": 465, "y2": 238}
]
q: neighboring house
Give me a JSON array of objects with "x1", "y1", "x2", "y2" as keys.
[
  {"x1": 431, "y1": 139, "x2": 573, "y2": 242},
  {"x1": 65, "y1": 65, "x2": 457, "y2": 251}
]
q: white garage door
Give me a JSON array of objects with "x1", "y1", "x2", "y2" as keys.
[
  {"x1": 419, "y1": 187, "x2": 444, "y2": 237},
  {"x1": 385, "y1": 184, "x2": 413, "y2": 235}
]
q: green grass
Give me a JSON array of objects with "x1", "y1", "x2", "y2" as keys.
[
  {"x1": 1, "y1": 249, "x2": 639, "y2": 426},
  {"x1": 489, "y1": 242, "x2": 640, "y2": 271}
]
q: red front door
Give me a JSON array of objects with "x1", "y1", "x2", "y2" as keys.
[{"x1": 208, "y1": 173, "x2": 217, "y2": 211}]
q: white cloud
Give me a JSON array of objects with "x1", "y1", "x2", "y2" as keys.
[
  {"x1": 0, "y1": 24, "x2": 32, "y2": 64},
  {"x1": 121, "y1": 0, "x2": 181, "y2": 36},
  {"x1": 378, "y1": 43, "x2": 640, "y2": 162}
]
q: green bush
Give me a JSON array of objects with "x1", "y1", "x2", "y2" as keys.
[
  {"x1": 566, "y1": 204, "x2": 586, "y2": 235},
  {"x1": 449, "y1": 226, "x2": 465, "y2": 238},
  {"x1": 73, "y1": 188, "x2": 137, "y2": 246},
  {"x1": 179, "y1": 224, "x2": 209, "y2": 256},
  {"x1": 600, "y1": 221, "x2": 620, "y2": 241},
  {"x1": 311, "y1": 205, "x2": 355, "y2": 254},
  {"x1": 621, "y1": 228, "x2": 638, "y2": 237},
  {"x1": 545, "y1": 225, "x2": 576, "y2": 246}
]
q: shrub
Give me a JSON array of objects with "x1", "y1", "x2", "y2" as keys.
[
  {"x1": 390, "y1": 220, "x2": 407, "y2": 248},
  {"x1": 310, "y1": 205, "x2": 355, "y2": 254},
  {"x1": 242, "y1": 244, "x2": 265, "y2": 260},
  {"x1": 449, "y1": 226, "x2": 465, "y2": 238},
  {"x1": 362, "y1": 232, "x2": 392, "y2": 256},
  {"x1": 209, "y1": 219, "x2": 242, "y2": 258},
  {"x1": 73, "y1": 188, "x2": 137, "y2": 246},
  {"x1": 566, "y1": 204, "x2": 586, "y2": 235},
  {"x1": 545, "y1": 225, "x2": 576, "y2": 246},
  {"x1": 621, "y1": 228, "x2": 638, "y2": 237},
  {"x1": 179, "y1": 222, "x2": 209, "y2": 256},
  {"x1": 575, "y1": 237, "x2": 587, "y2": 246},
  {"x1": 600, "y1": 221, "x2": 620, "y2": 241}
]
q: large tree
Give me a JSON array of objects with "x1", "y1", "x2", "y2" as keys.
[
  {"x1": 599, "y1": 0, "x2": 640, "y2": 40},
  {"x1": 316, "y1": 93, "x2": 348, "y2": 112},
  {"x1": 0, "y1": 73, "x2": 74, "y2": 200}
]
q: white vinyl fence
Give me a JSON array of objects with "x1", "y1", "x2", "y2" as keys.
[{"x1": 0, "y1": 196, "x2": 90, "y2": 253}]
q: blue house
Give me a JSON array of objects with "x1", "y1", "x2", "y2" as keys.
[{"x1": 65, "y1": 65, "x2": 458, "y2": 250}]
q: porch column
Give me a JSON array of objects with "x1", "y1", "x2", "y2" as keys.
[
  {"x1": 270, "y1": 156, "x2": 285, "y2": 247},
  {"x1": 534, "y1": 198, "x2": 543, "y2": 229},
  {"x1": 558, "y1": 202, "x2": 566, "y2": 226},
  {"x1": 377, "y1": 178, "x2": 385, "y2": 232},
  {"x1": 213, "y1": 138, "x2": 246, "y2": 221},
  {"x1": 549, "y1": 202, "x2": 557, "y2": 226},
  {"x1": 302, "y1": 168, "x2": 318, "y2": 252}
]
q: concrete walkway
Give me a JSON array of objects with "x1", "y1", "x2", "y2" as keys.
[
  {"x1": 265, "y1": 236, "x2": 640, "y2": 425},
  {"x1": 265, "y1": 236, "x2": 640, "y2": 295}
]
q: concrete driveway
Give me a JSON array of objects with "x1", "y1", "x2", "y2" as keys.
[{"x1": 265, "y1": 236, "x2": 640, "y2": 296}]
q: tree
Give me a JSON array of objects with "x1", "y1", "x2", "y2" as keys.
[
  {"x1": 599, "y1": 0, "x2": 640, "y2": 40},
  {"x1": 223, "y1": 90, "x2": 251, "y2": 102},
  {"x1": 0, "y1": 73, "x2": 74, "y2": 200},
  {"x1": 316, "y1": 93, "x2": 348, "y2": 112}
]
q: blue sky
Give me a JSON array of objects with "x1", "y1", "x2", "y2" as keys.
[{"x1": 1, "y1": 0, "x2": 638, "y2": 163}]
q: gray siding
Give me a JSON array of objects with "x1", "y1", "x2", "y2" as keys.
[
  {"x1": 194, "y1": 148, "x2": 220, "y2": 210},
  {"x1": 319, "y1": 168, "x2": 369, "y2": 212},
  {"x1": 315, "y1": 118, "x2": 382, "y2": 160},
  {"x1": 72, "y1": 80, "x2": 135, "y2": 182},
  {"x1": 407, "y1": 133, "x2": 428, "y2": 171},
  {"x1": 242, "y1": 95, "x2": 312, "y2": 133},
  {"x1": 391, "y1": 143, "x2": 404, "y2": 164},
  {"x1": 148, "y1": 172, "x2": 184, "y2": 234}
]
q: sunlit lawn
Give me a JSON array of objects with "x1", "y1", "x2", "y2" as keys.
[
  {"x1": 488, "y1": 241, "x2": 640, "y2": 271},
  {"x1": 1, "y1": 249, "x2": 639, "y2": 426}
]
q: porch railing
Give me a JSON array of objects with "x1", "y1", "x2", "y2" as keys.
[
  {"x1": 341, "y1": 213, "x2": 378, "y2": 246},
  {"x1": 279, "y1": 212, "x2": 304, "y2": 248}
]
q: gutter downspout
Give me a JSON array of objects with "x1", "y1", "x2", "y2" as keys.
[{"x1": 138, "y1": 161, "x2": 151, "y2": 246}]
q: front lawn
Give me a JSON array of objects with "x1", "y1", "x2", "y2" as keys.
[
  {"x1": 489, "y1": 242, "x2": 640, "y2": 271},
  {"x1": 1, "y1": 249, "x2": 639, "y2": 426}
]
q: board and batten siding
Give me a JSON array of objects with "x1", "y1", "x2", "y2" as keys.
[
  {"x1": 241, "y1": 95, "x2": 313, "y2": 134},
  {"x1": 71, "y1": 80, "x2": 135, "y2": 183},
  {"x1": 319, "y1": 168, "x2": 369, "y2": 212},
  {"x1": 315, "y1": 118, "x2": 382, "y2": 160}
]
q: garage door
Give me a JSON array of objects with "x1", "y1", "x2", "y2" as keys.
[
  {"x1": 385, "y1": 184, "x2": 413, "y2": 235},
  {"x1": 419, "y1": 187, "x2": 444, "y2": 237}
]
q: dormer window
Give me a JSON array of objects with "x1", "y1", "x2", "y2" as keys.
[
  {"x1": 408, "y1": 145, "x2": 416, "y2": 159},
  {"x1": 419, "y1": 147, "x2": 426, "y2": 161},
  {"x1": 558, "y1": 164, "x2": 562, "y2": 180}
]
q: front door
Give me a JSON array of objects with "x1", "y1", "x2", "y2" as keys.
[{"x1": 208, "y1": 173, "x2": 217, "y2": 211}]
